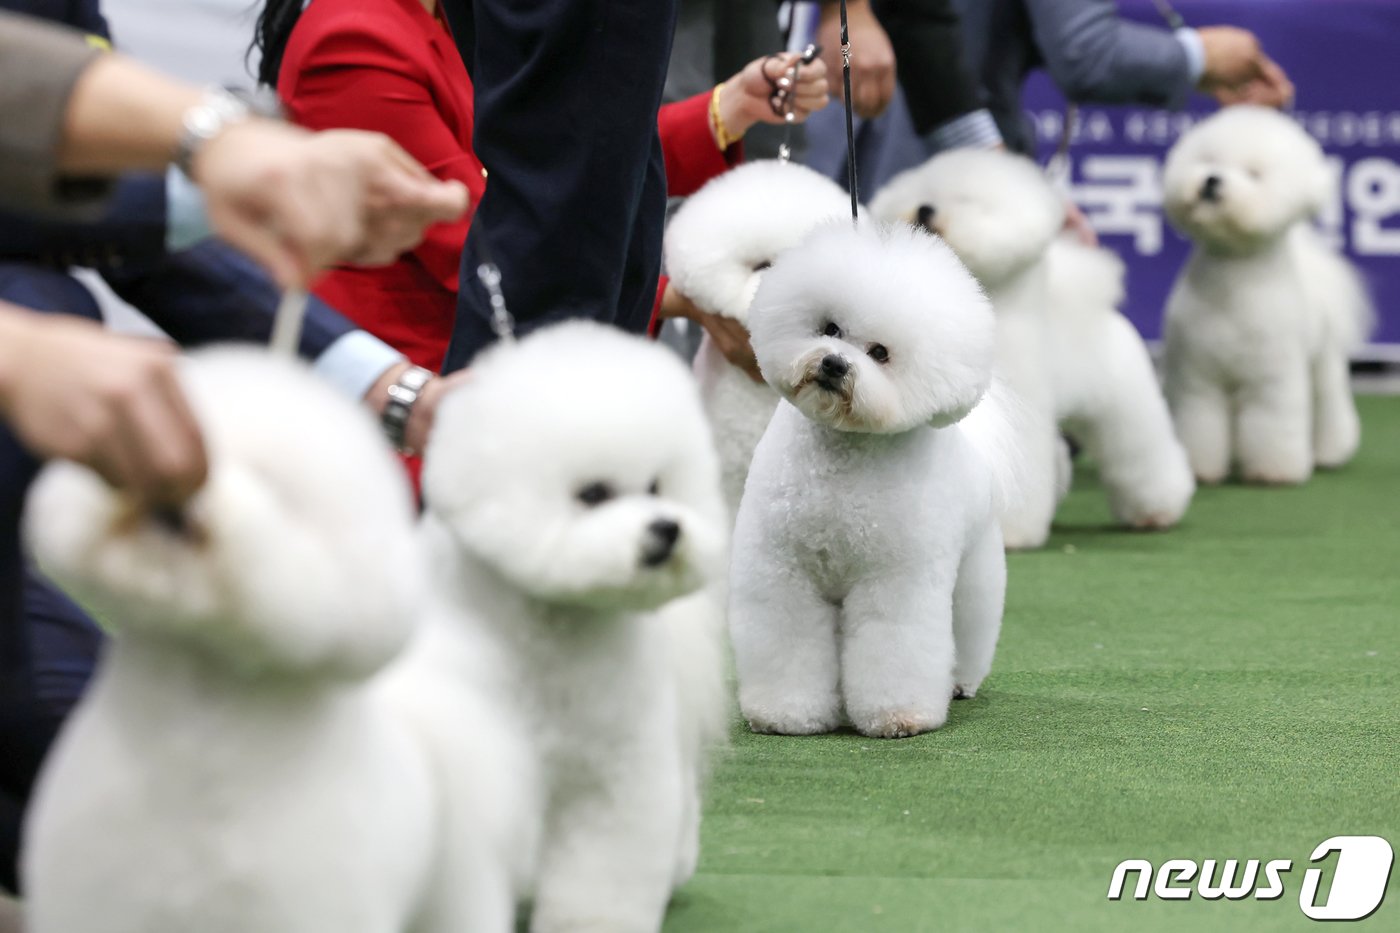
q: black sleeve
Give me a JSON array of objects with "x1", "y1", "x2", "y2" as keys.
[{"x1": 871, "y1": 0, "x2": 985, "y2": 136}]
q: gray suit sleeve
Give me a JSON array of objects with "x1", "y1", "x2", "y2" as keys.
[
  {"x1": 0, "y1": 12, "x2": 112, "y2": 216},
  {"x1": 1024, "y1": 0, "x2": 1194, "y2": 109}
]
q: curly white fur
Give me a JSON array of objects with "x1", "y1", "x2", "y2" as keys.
[
  {"x1": 1162, "y1": 106, "x2": 1373, "y2": 484},
  {"x1": 411, "y1": 321, "x2": 730, "y2": 932},
  {"x1": 872, "y1": 148, "x2": 1194, "y2": 542},
  {"x1": 730, "y1": 221, "x2": 1016, "y2": 740},
  {"x1": 22, "y1": 349, "x2": 444, "y2": 933},
  {"x1": 664, "y1": 160, "x2": 854, "y2": 519}
]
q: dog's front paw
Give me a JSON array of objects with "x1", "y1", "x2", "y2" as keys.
[
  {"x1": 850, "y1": 708, "x2": 946, "y2": 739},
  {"x1": 745, "y1": 710, "x2": 841, "y2": 736},
  {"x1": 952, "y1": 684, "x2": 977, "y2": 700},
  {"x1": 1240, "y1": 468, "x2": 1309, "y2": 486}
]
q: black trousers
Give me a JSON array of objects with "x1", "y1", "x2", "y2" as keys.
[{"x1": 440, "y1": 0, "x2": 680, "y2": 371}]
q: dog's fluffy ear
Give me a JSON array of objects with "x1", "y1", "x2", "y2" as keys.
[
  {"x1": 870, "y1": 149, "x2": 1065, "y2": 285},
  {"x1": 663, "y1": 160, "x2": 853, "y2": 323}
]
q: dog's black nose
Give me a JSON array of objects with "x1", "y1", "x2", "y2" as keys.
[
  {"x1": 1200, "y1": 175, "x2": 1222, "y2": 202},
  {"x1": 642, "y1": 519, "x2": 681, "y2": 567},
  {"x1": 915, "y1": 204, "x2": 936, "y2": 231},
  {"x1": 820, "y1": 354, "x2": 849, "y2": 379}
]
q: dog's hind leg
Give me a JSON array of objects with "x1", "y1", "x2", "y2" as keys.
[
  {"x1": 951, "y1": 523, "x2": 1006, "y2": 700},
  {"x1": 1075, "y1": 316, "x2": 1195, "y2": 529},
  {"x1": 1312, "y1": 348, "x2": 1361, "y2": 469}
]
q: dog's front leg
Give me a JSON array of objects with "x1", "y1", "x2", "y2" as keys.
[
  {"x1": 529, "y1": 740, "x2": 683, "y2": 933},
  {"x1": 1168, "y1": 368, "x2": 1232, "y2": 485},
  {"x1": 1235, "y1": 369, "x2": 1313, "y2": 485},
  {"x1": 729, "y1": 567, "x2": 842, "y2": 735},
  {"x1": 840, "y1": 572, "x2": 953, "y2": 739}
]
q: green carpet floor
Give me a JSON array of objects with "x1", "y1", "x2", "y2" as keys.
[{"x1": 665, "y1": 396, "x2": 1400, "y2": 933}]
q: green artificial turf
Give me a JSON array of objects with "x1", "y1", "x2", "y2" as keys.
[{"x1": 665, "y1": 395, "x2": 1400, "y2": 933}]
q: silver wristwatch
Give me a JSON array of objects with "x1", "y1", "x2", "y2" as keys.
[
  {"x1": 175, "y1": 87, "x2": 252, "y2": 179},
  {"x1": 382, "y1": 366, "x2": 434, "y2": 454}
]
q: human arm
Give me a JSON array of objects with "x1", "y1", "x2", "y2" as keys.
[
  {"x1": 50, "y1": 43, "x2": 467, "y2": 287},
  {"x1": 1024, "y1": 0, "x2": 1291, "y2": 110},
  {"x1": 281, "y1": 22, "x2": 483, "y2": 295},
  {"x1": 661, "y1": 52, "x2": 830, "y2": 198}
]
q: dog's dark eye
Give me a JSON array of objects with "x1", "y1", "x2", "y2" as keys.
[
  {"x1": 648, "y1": 478, "x2": 661, "y2": 496},
  {"x1": 867, "y1": 344, "x2": 890, "y2": 364},
  {"x1": 752, "y1": 260, "x2": 772, "y2": 272},
  {"x1": 576, "y1": 482, "x2": 614, "y2": 507},
  {"x1": 823, "y1": 321, "x2": 842, "y2": 339}
]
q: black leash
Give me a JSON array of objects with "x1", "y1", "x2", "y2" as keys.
[{"x1": 839, "y1": 0, "x2": 859, "y2": 223}]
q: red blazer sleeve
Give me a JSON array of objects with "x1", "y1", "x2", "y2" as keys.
[
  {"x1": 280, "y1": 18, "x2": 483, "y2": 296},
  {"x1": 659, "y1": 91, "x2": 743, "y2": 198}
]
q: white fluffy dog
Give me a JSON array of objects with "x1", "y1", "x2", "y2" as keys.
[
  {"x1": 664, "y1": 159, "x2": 854, "y2": 517},
  {"x1": 871, "y1": 149, "x2": 1195, "y2": 544},
  {"x1": 22, "y1": 349, "x2": 442, "y2": 933},
  {"x1": 409, "y1": 321, "x2": 729, "y2": 932},
  {"x1": 1162, "y1": 106, "x2": 1373, "y2": 484},
  {"x1": 730, "y1": 221, "x2": 1014, "y2": 740}
]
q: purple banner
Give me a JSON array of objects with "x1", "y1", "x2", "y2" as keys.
[{"x1": 1024, "y1": 0, "x2": 1400, "y2": 357}]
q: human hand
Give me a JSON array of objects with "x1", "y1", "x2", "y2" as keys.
[
  {"x1": 818, "y1": 0, "x2": 896, "y2": 119},
  {"x1": 1062, "y1": 200, "x2": 1099, "y2": 247},
  {"x1": 1197, "y1": 27, "x2": 1294, "y2": 109},
  {"x1": 193, "y1": 122, "x2": 469, "y2": 290},
  {"x1": 0, "y1": 309, "x2": 207, "y2": 508},
  {"x1": 1211, "y1": 55, "x2": 1294, "y2": 109},
  {"x1": 657, "y1": 285, "x2": 763, "y2": 383},
  {"x1": 718, "y1": 52, "x2": 831, "y2": 142}
]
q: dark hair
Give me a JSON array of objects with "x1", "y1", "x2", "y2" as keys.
[{"x1": 249, "y1": 0, "x2": 305, "y2": 88}]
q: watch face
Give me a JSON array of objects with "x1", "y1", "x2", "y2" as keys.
[{"x1": 190, "y1": 108, "x2": 223, "y2": 137}]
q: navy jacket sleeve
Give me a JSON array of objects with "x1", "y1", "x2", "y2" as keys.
[
  {"x1": 100, "y1": 240, "x2": 356, "y2": 360},
  {"x1": 0, "y1": 173, "x2": 168, "y2": 270}
]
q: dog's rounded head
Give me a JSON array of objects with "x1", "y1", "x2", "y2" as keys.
[
  {"x1": 24, "y1": 348, "x2": 421, "y2": 680},
  {"x1": 1163, "y1": 107, "x2": 1329, "y2": 253},
  {"x1": 663, "y1": 160, "x2": 854, "y2": 324},
  {"x1": 870, "y1": 149, "x2": 1065, "y2": 288},
  {"x1": 748, "y1": 221, "x2": 996, "y2": 433},
  {"x1": 423, "y1": 321, "x2": 726, "y2": 612}
]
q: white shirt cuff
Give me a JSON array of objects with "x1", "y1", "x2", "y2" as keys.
[
  {"x1": 164, "y1": 167, "x2": 214, "y2": 252},
  {"x1": 312, "y1": 329, "x2": 406, "y2": 401},
  {"x1": 1176, "y1": 28, "x2": 1206, "y2": 85},
  {"x1": 923, "y1": 109, "x2": 1004, "y2": 154}
]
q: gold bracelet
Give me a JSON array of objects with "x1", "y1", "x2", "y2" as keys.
[{"x1": 710, "y1": 83, "x2": 736, "y2": 151}]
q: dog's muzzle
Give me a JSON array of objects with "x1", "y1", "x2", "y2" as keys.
[
  {"x1": 815, "y1": 354, "x2": 849, "y2": 393},
  {"x1": 641, "y1": 518, "x2": 681, "y2": 567},
  {"x1": 1199, "y1": 175, "x2": 1222, "y2": 203}
]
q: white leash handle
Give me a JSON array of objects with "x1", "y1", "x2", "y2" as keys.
[{"x1": 270, "y1": 288, "x2": 309, "y2": 357}]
